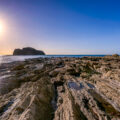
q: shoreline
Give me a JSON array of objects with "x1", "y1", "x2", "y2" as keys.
[
  {"x1": 0, "y1": 55, "x2": 106, "y2": 65},
  {"x1": 0, "y1": 56, "x2": 120, "y2": 120}
]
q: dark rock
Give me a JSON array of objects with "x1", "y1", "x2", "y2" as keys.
[
  {"x1": 112, "y1": 54, "x2": 119, "y2": 57},
  {"x1": 13, "y1": 47, "x2": 45, "y2": 55}
]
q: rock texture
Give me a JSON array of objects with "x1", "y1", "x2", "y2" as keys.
[
  {"x1": 0, "y1": 56, "x2": 120, "y2": 120},
  {"x1": 13, "y1": 47, "x2": 45, "y2": 55}
]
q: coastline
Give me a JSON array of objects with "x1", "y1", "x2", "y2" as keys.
[{"x1": 0, "y1": 56, "x2": 120, "y2": 120}]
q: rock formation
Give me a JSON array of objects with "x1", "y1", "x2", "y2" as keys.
[
  {"x1": 0, "y1": 56, "x2": 120, "y2": 120},
  {"x1": 13, "y1": 47, "x2": 45, "y2": 55},
  {"x1": 112, "y1": 54, "x2": 119, "y2": 57}
]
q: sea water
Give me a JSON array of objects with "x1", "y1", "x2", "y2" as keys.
[{"x1": 0, "y1": 55, "x2": 105, "y2": 64}]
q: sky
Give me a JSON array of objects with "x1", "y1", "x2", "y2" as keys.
[{"x1": 0, "y1": 0, "x2": 120, "y2": 55}]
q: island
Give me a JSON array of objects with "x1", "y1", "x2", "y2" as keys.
[{"x1": 13, "y1": 47, "x2": 45, "y2": 55}]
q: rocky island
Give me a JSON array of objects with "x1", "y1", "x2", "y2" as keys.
[
  {"x1": 0, "y1": 56, "x2": 120, "y2": 120},
  {"x1": 13, "y1": 47, "x2": 45, "y2": 55}
]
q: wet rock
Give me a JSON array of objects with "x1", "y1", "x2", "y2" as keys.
[{"x1": 68, "y1": 82, "x2": 84, "y2": 90}]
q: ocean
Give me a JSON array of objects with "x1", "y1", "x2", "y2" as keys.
[{"x1": 0, "y1": 55, "x2": 105, "y2": 64}]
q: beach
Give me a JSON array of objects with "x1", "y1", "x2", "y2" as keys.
[{"x1": 0, "y1": 56, "x2": 120, "y2": 120}]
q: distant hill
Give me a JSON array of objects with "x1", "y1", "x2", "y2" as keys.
[{"x1": 13, "y1": 47, "x2": 45, "y2": 55}]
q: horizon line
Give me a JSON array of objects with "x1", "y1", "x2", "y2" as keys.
[{"x1": 0, "y1": 53, "x2": 117, "y2": 56}]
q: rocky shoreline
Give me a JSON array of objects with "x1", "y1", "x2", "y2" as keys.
[{"x1": 0, "y1": 56, "x2": 120, "y2": 120}]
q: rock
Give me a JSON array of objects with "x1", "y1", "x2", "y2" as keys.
[
  {"x1": 13, "y1": 47, "x2": 45, "y2": 55},
  {"x1": 105, "y1": 54, "x2": 119, "y2": 58},
  {"x1": 112, "y1": 54, "x2": 119, "y2": 57},
  {"x1": 0, "y1": 57, "x2": 120, "y2": 120}
]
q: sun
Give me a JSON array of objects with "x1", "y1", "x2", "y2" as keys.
[{"x1": 0, "y1": 23, "x2": 4, "y2": 34}]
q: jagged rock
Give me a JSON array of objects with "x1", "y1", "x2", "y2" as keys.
[
  {"x1": 112, "y1": 54, "x2": 119, "y2": 57},
  {"x1": 0, "y1": 57, "x2": 120, "y2": 120},
  {"x1": 13, "y1": 47, "x2": 45, "y2": 55}
]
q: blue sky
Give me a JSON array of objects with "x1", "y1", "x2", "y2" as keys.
[{"x1": 0, "y1": 0, "x2": 120, "y2": 54}]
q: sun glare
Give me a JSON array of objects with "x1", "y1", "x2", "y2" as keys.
[
  {"x1": 0, "y1": 24, "x2": 3, "y2": 33},
  {"x1": 0, "y1": 22, "x2": 5, "y2": 35}
]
